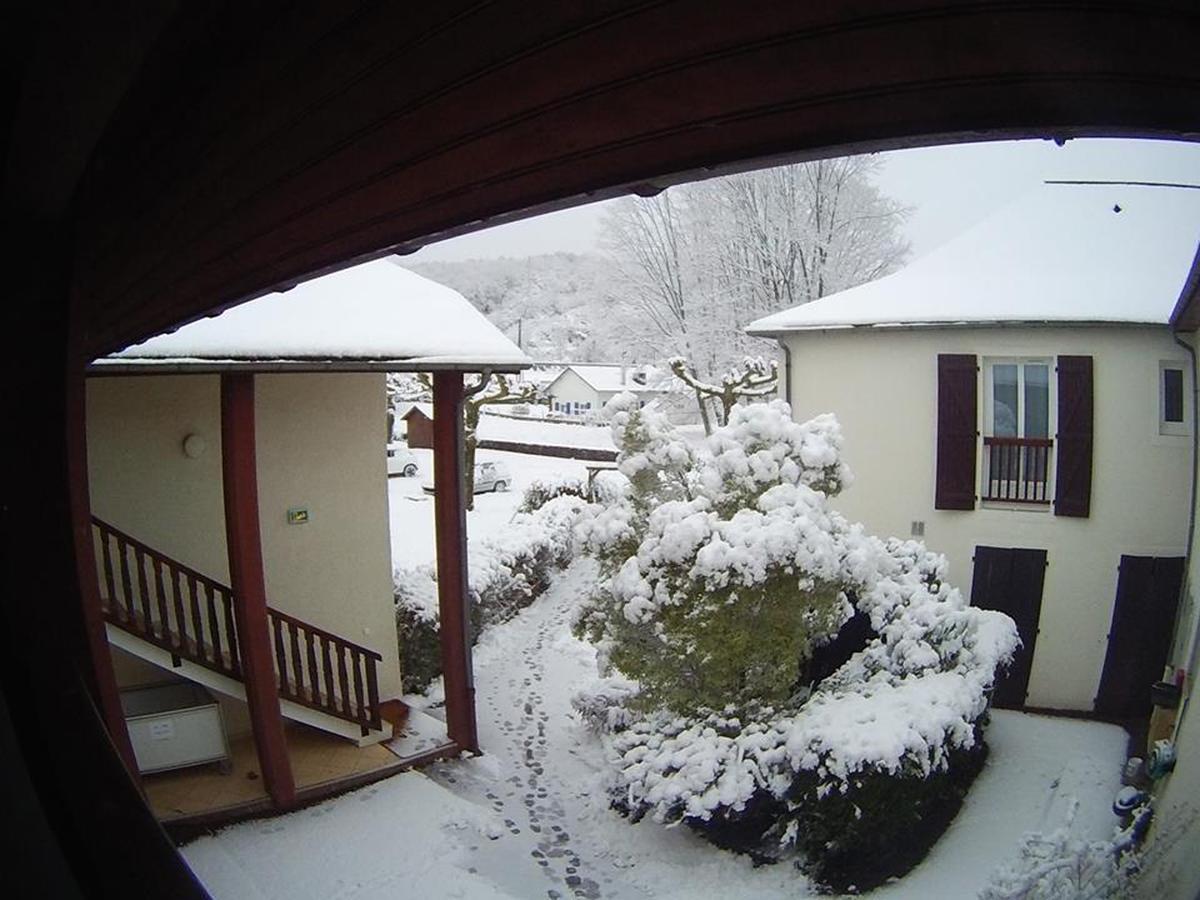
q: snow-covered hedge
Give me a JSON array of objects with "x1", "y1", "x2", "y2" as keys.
[
  {"x1": 518, "y1": 474, "x2": 589, "y2": 514},
  {"x1": 572, "y1": 395, "x2": 1019, "y2": 890},
  {"x1": 394, "y1": 495, "x2": 585, "y2": 692}
]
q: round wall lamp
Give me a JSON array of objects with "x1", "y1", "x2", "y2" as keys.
[{"x1": 182, "y1": 433, "x2": 208, "y2": 459}]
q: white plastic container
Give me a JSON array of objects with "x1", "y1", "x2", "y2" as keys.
[{"x1": 121, "y1": 682, "x2": 231, "y2": 775}]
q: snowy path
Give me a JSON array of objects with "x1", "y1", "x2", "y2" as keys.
[
  {"x1": 182, "y1": 559, "x2": 1128, "y2": 899},
  {"x1": 418, "y1": 558, "x2": 801, "y2": 900}
]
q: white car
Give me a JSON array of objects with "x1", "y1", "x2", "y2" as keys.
[
  {"x1": 473, "y1": 461, "x2": 512, "y2": 494},
  {"x1": 420, "y1": 460, "x2": 513, "y2": 494},
  {"x1": 386, "y1": 443, "x2": 419, "y2": 477}
]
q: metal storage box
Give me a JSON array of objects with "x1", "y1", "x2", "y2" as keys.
[{"x1": 121, "y1": 682, "x2": 231, "y2": 775}]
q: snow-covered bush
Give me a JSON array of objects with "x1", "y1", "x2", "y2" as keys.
[
  {"x1": 518, "y1": 474, "x2": 589, "y2": 513},
  {"x1": 572, "y1": 394, "x2": 1019, "y2": 890},
  {"x1": 393, "y1": 565, "x2": 442, "y2": 693},
  {"x1": 394, "y1": 495, "x2": 586, "y2": 692},
  {"x1": 979, "y1": 799, "x2": 1142, "y2": 899}
]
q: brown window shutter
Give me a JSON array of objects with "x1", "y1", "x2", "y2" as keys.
[
  {"x1": 936, "y1": 354, "x2": 977, "y2": 510},
  {"x1": 1054, "y1": 355, "x2": 1093, "y2": 518}
]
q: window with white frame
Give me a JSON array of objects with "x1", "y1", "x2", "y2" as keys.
[
  {"x1": 982, "y1": 358, "x2": 1053, "y2": 503},
  {"x1": 1160, "y1": 361, "x2": 1189, "y2": 436}
]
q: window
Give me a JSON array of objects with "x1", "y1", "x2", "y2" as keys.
[
  {"x1": 1160, "y1": 362, "x2": 1189, "y2": 436},
  {"x1": 936, "y1": 355, "x2": 1092, "y2": 516},
  {"x1": 982, "y1": 359, "x2": 1053, "y2": 504},
  {"x1": 986, "y1": 360, "x2": 1050, "y2": 439}
]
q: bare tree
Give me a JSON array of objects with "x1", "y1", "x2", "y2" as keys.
[
  {"x1": 600, "y1": 193, "x2": 722, "y2": 373},
  {"x1": 602, "y1": 155, "x2": 908, "y2": 424},
  {"x1": 418, "y1": 372, "x2": 536, "y2": 509},
  {"x1": 697, "y1": 156, "x2": 910, "y2": 312}
]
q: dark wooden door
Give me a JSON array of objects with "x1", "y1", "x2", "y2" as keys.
[
  {"x1": 1094, "y1": 556, "x2": 1184, "y2": 718},
  {"x1": 970, "y1": 546, "x2": 1048, "y2": 709}
]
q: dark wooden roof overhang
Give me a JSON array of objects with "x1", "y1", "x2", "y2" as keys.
[{"x1": 57, "y1": 1, "x2": 1200, "y2": 360}]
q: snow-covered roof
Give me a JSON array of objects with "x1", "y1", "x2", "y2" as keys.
[
  {"x1": 747, "y1": 183, "x2": 1200, "y2": 334},
  {"x1": 93, "y1": 258, "x2": 531, "y2": 372},
  {"x1": 552, "y1": 364, "x2": 667, "y2": 394},
  {"x1": 399, "y1": 402, "x2": 434, "y2": 420}
]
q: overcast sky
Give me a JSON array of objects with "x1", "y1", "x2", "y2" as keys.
[{"x1": 408, "y1": 137, "x2": 1200, "y2": 263}]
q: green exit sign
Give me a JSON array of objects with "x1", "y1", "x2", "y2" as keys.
[{"x1": 287, "y1": 507, "x2": 310, "y2": 525}]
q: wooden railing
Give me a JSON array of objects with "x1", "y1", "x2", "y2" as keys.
[
  {"x1": 981, "y1": 436, "x2": 1053, "y2": 504},
  {"x1": 267, "y1": 607, "x2": 381, "y2": 735},
  {"x1": 92, "y1": 518, "x2": 382, "y2": 735}
]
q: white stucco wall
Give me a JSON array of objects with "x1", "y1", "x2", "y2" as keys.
[
  {"x1": 781, "y1": 325, "x2": 1191, "y2": 710},
  {"x1": 86, "y1": 372, "x2": 402, "y2": 702}
]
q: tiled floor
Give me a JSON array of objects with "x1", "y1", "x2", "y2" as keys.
[{"x1": 144, "y1": 723, "x2": 404, "y2": 822}]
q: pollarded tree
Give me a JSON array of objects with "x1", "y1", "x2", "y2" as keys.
[
  {"x1": 668, "y1": 355, "x2": 779, "y2": 435},
  {"x1": 418, "y1": 372, "x2": 537, "y2": 509}
]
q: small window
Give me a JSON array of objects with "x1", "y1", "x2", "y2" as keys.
[{"x1": 1160, "y1": 362, "x2": 1189, "y2": 435}]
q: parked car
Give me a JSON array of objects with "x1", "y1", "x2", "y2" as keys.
[
  {"x1": 386, "y1": 442, "x2": 419, "y2": 477},
  {"x1": 473, "y1": 461, "x2": 512, "y2": 493},
  {"x1": 420, "y1": 460, "x2": 513, "y2": 495}
]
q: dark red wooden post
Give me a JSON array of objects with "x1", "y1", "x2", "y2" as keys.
[
  {"x1": 432, "y1": 371, "x2": 479, "y2": 753},
  {"x1": 66, "y1": 356, "x2": 140, "y2": 780},
  {"x1": 221, "y1": 373, "x2": 296, "y2": 808}
]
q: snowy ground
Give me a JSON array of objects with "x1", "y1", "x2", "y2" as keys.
[
  {"x1": 387, "y1": 448, "x2": 589, "y2": 569},
  {"x1": 184, "y1": 449, "x2": 1129, "y2": 898},
  {"x1": 477, "y1": 413, "x2": 615, "y2": 451}
]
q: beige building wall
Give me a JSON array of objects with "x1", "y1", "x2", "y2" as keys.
[
  {"x1": 87, "y1": 375, "x2": 229, "y2": 580},
  {"x1": 782, "y1": 325, "x2": 1191, "y2": 710},
  {"x1": 254, "y1": 373, "x2": 400, "y2": 699},
  {"x1": 86, "y1": 372, "x2": 402, "y2": 703},
  {"x1": 1138, "y1": 332, "x2": 1200, "y2": 900}
]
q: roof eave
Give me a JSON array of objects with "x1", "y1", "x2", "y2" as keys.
[
  {"x1": 88, "y1": 356, "x2": 530, "y2": 376},
  {"x1": 748, "y1": 318, "x2": 1168, "y2": 336},
  {"x1": 1169, "y1": 245, "x2": 1200, "y2": 332}
]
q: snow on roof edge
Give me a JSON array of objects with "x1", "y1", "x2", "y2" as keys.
[
  {"x1": 745, "y1": 183, "x2": 1200, "y2": 335},
  {"x1": 746, "y1": 317, "x2": 1170, "y2": 336},
  {"x1": 90, "y1": 353, "x2": 530, "y2": 375}
]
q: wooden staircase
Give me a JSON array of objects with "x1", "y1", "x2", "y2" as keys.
[{"x1": 92, "y1": 517, "x2": 387, "y2": 743}]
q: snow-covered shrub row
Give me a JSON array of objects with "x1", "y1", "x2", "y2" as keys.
[
  {"x1": 394, "y1": 495, "x2": 586, "y2": 693},
  {"x1": 518, "y1": 474, "x2": 589, "y2": 514},
  {"x1": 571, "y1": 394, "x2": 1018, "y2": 890}
]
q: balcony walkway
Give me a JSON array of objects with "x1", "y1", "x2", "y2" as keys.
[{"x1": 152, "y1": 708, "x2": 452, "y2": 832}]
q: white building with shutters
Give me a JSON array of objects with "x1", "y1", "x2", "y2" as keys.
[
  {"x1": 747, "y1": 183, "x2": 1200, "y2": 715},
  {"x1": 544, "y1": 364, "x2": 666, "y2": 416}
]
